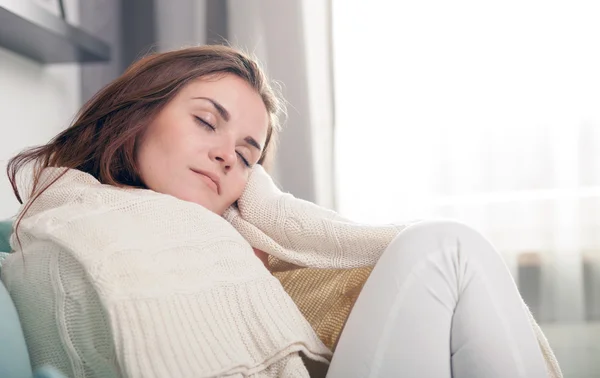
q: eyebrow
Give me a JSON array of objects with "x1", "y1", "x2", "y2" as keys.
[
  {"x1": 245, "y1": 136, "x2": 263, "y2": 152},
  {"x1": 192, "y1": 96, "x2": 263, "y2": 153},
  {"x1": 192, "y1": 96, "x2": 230, "y2": 122}
]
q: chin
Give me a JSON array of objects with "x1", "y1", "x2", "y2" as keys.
[
  {"x1": 173, "y1": 192, "x2": 216, "y2": 212},
  {"x1": 198, "y1": 200, "x2": 225, "y2": 215},
  {"x1": 194, "y1": 199, "x2": 221, "y2": 214}
]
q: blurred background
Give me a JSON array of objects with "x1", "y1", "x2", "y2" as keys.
[{"x1": 0, "y1": 0, "x2": 598, "y2": 376}]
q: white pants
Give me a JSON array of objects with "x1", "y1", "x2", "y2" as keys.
[{"x1": 326, "y1": 220, "x2": 549, "y2": 378}]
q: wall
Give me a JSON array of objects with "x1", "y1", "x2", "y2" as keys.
[
  {"x1": 80, "y1": 0, "x2": 123, "y2": 103},
  {"x1": 154, "y1": 0, "x2": 206, "y2": 52},
  {"x1": 0, "y1": 0, "x2": 81, "y2": 220},
  {"x1": 82, "y1": 0, "x2": 208, "y2": 102}
]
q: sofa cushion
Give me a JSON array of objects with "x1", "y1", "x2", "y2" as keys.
[
  {"x1": 0, "y1": 220, "x2": 12, "y2": 252},
  {"x1": 0, "y1": 280, "x2": 33, "y2": 378}
]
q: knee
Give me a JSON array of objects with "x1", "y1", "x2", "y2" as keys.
[
  {"x1": 400, "y1": 219, "x2": 484, "y2": 240},
  {"x1": 383, "y1": 219, "x2": 501, "y2": 266}
]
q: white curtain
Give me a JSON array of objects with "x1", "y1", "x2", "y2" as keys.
[
  {"x1": 333, "y1": 0, "x2": 600, "y2": 322},
  {"x1": 227, "y1": 0, "x2": 336, "y2": 209}
]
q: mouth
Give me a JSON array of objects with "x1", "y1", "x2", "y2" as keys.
[{"x1": 190, "y1": 169, "x2": 220, "y2": 195}]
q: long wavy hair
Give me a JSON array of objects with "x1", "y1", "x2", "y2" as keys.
[{"x1": 7, "y1": 45, "x2": 283, "y2": 230}]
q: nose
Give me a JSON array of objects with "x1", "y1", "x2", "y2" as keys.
[{"x1": 209, "y1": 140, "x2": 237, "y2": 172}]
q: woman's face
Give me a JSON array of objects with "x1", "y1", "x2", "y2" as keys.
[{"x1": 136, "y1": 74, "x2": 269, "y2": 215}]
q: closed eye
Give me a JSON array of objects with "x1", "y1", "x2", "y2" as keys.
[
  {"x1": 236, "y1": 151, "x2": 250, "y2": 167},
  {"x1": 194, "y1": 116, "x2": 215, "y2": 130}
]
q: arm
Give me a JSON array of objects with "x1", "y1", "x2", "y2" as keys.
[
  {"x1": 224, "y1": 165, "x2": 407, "y2": 269},
  {"x1": 253, "y1": 247, "x2": 270, "y2": 268}
]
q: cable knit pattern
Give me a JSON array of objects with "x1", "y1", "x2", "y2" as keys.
[
  {"x1": 0, "y1": 165, "x2": 562, "y2": 377},
  {"x1": 223, "y1": 166, "x2": 405, "y2": 268}
]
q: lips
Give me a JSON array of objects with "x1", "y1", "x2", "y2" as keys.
[{"x1": 191, "y1": 169, "x2": 220, "y2": 194}]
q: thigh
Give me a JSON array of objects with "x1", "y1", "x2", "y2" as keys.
[{"x1": 327, "y1": 221, "x2": 455, "y2": 378}]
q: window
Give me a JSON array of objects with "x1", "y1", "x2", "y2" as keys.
[{"x1": 332, "y1": 0, "x2": 600, "y2": 322}]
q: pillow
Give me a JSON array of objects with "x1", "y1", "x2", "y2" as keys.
[
  {"x1": 270, "y1": 257, "x2": 373, "y2": 352},
  {"x1": 0, "y1": 220, "x2": 13, "y2": 252}
]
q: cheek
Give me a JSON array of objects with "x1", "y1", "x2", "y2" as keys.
[
  {"x1": 136, "y1": 130, "x2": 179, "y2": 189},
  {"x1": 226, "y1": 174, "x2": 250, "y2": 203},
  {"x1": 135, "y1": 141, "x2": 153, "y2": 181}
]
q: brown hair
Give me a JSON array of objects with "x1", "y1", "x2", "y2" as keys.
[{"x1": 7, "y1": 45, "x2": 283, "y2": 214}]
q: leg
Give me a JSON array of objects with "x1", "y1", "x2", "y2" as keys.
[{"x1": 326, "y1": 220, "x2": 548, "y2": 378}]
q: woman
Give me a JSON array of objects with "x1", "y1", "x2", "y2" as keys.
[{"x1": 1, "y1": 46, "x2": 561, "y2": 377}]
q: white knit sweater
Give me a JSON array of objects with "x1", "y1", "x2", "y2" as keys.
[
  {"x1": 0, "y1": 166, "x2": 561, "y2": 377},
  {"x1": 0, "y1": 166, "x2": 402, "y2": 377}
]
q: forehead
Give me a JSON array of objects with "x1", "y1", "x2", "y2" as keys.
[{"x1": 182, "y1": 74, "x2": 270, "y2": 141}]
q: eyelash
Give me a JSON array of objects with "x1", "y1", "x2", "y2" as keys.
[
  {"x1": 237, "y1": 152, "x2": 250, "y2": 168},
  {"x1": 195, "y1": 116, "x2": 215, "y2": 131},
  {"x1": 194, "y1": 116, "x2": 251, "y2": 168}
]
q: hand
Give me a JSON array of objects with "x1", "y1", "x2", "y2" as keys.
[
  {"x1": 253, "y1": 247, "x2": 270, "y2": 269},
  {"x1": 236, "y1": 165, "x2": 287, "y2": 218}
]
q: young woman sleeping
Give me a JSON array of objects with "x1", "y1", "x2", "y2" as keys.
[{"x1": 1, "y1": 45, "x2": 561, "y2": 378}]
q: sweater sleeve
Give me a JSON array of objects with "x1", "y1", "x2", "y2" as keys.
[{"x1": 223, "y1": 165, "x2": 407, "y2": 269}]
